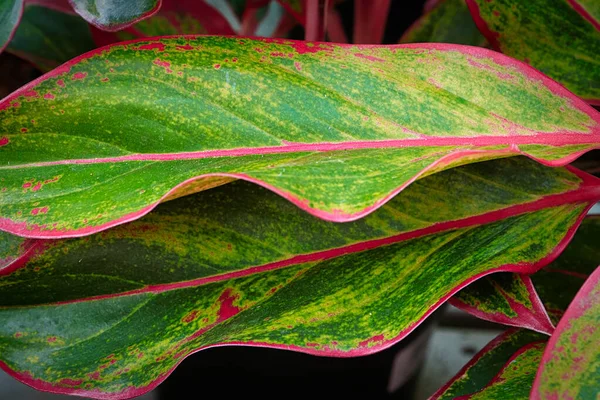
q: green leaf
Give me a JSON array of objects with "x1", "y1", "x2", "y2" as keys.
[
  {"x1": 6, "y1": 4, "x2": 95, "y2": 72},
  {"x1": 91, "y1": 1, "x2": 236, "y2": 46},
  {"x1": 431, "y1": 329, "x2": 546, "y2": 399},
  {"x1": 400, "y1": 0, "x2": 487, "y2": 46},
  {"x1": 451, "y1": 274, "x2": 554, "y2": 334},
  {"x1": 0, "y1": 158, "x2": 598, "y2": 398},
  {"x1": 1, "y1": 37, "x2": 599, "y2": 238},
  {"x1": 69, "y1": 0, "x2": 161, "y2": 31},
  {"x1": 466, "y1": 0, "x2": 600, "y2": 104},
  {"x1": 0, "y1": 0, "x2": 22, "y2": 53},
  {"x1": 532, "y1": 265, "x2": 600, "y2": 400},
  {"x1": 451, "y1": 216, "x2": 600, "y2": 329}
]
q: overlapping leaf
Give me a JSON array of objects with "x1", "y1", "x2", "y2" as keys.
[
  {"x1": 1, "y1": 37, "x2": 599, "y2": 238},
  {"x1": 68, "y1": 0, "x2": 161, "y2": 31},
  {"x1": 0, "y1": 0, "x2": 22, "y2": 52},
  {"x1": 400, "y1": 0, "x2": 487, "y2": 46},
  {"x1": 91, "y1": 1, "x2": 235, "y2": 47},
  {"x1": 466, "y1": 0, "x2": 600, "y2": 104},
  {"x1": 532, "y1": 265, "x2": 600, "y2": 399},
  {"x1": 451, "y1": 216, "x2": 600, "y2": 329},
  {"x1": 6, "y1": 4, "x2": 95, "y2": 72},
  {"x1": 1, "y1": 158, "x2": 599, "y2": 398},
  {"x1": 431, "y1": 329, "x2": 546, "y2": 399}
]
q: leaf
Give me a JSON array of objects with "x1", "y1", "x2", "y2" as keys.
[
  {"x1": 0, "y1": 158, "x2": 599, "y2": 398},
  {"x1": 400, "y1": 0, "x2": 487, "y2": 46},
  {"x1": 531, "y1": 265, "x2": 600, "y2": 400},
  {"x1": 6, "y1": 4, "x2": 96, "y2": 72},
  {"x1": 451, "y1": 216, "x2": 600, "y2": 329},
  {"x1": 0, "y1": 0, "x2": 22, "y2": 53},
  {"x1": 1, "y1": 37, "x2": 600, "y2": 238},
  {"x1": 466, "y1": 0, "x2": 600, "y2": 104},
  {"x1": 451, "y1": 274, "x2": 554, "y2": 334},
  {"x1": 431, "y1": 329, "x2": 546, "y2": 399},
  {"x1": 433, "y1": 330, "x2": 547, "y2": 399},
  {"x1": 68, "y1": 0, "x2": 161, "y2": 31},
  {"x1": 91, "y1": 1, "x2": 236, "y2": 47}
]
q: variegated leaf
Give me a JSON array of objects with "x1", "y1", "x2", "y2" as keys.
[
  {"x1": 1, "y1": 36, "x2": 599, "y2": 238},
  {"x1": 466, "y1": 0, "x2": 600, "y2": 104},
  {"x1": 431, "y1": 329, "x2": 546, "y2": 399},
  {"x1": 451, "y1": 216, "x2": 600, "y2": 329},
  {"x1": 0, "y1": 158, "x2": 598, "y2": 399}
]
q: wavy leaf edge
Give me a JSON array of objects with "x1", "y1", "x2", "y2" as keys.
[{"x1": 1, "y1": 36, "x2": 600, "y2": 238}]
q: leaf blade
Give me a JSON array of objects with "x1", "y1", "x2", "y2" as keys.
[
  {"x1": 0, "y1": 159, "x2": 599, "y2": 398},
  {"x1": 1, "y1": 37, "x2": 599, "y2": 237},
  {"x1": 68, "y1": 0, "x2": 161, "y2": 31}
]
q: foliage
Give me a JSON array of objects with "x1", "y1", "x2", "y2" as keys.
[{"x1": 0, "y1": 0, "x2": 598, "y2": 398}]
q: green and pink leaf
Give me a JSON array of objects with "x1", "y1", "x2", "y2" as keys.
[
  {"x1": 531, "y1": 265, "x2": 600, "y2": 399},
  {"x1": 466, "y1": 0, "x2": 600, "y2": 104},
  {"x1": 431, "y1": 329, "x2": 546, "y2": 399},
  {"x1": 1, "y1": 36, "x2": 599, "y2": 238},
  {"x1": 0, "y1": 159, "x2": 598, "y2": 399}
]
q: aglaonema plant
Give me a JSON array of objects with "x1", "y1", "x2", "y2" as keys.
[{"x1": 0, "y1": 0, "x2": 599, "y2": 399}]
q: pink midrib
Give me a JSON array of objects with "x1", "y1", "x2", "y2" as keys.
[
  {"x1": 1, "y1": 133, "x2": 599, "y2": 169},
  {"x1": 14, "y1": 175, "x2": 600, "y2": 307}
]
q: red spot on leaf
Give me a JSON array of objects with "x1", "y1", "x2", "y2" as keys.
[
  {"x1": 31, "y1": 206, "x2": 49, "y2": 215},
  {"x1": 0, "y1": 137, "x2": 8, "y2": 147},
  {"x1": 153, "y1": 58, "x2": 173, "y2": 73},
  {"x1": 137, "y1": 352, "x2": 144, "y2": 359},
  {"x1": 23, "y1": 90, "x2": 39, "y2": 98},
  {"x1": 56, "y1": 79, "x2": 65, "y2": 87},
  {"x1": 59, "y1": 378, "x2": 83, "y2": 387},
  {"x1": 88, "y1": 371, "x2": 100, "y2": 380},
  {"x1": 20, "y1": 128, "x2": 27, "y2": 132},
  {"x1": 359, "y1": 334, "x2": 385, "y2": 348},
  {"x1": 181, "y1": 310, "x2": 199, "y2": 323},
  {"x1": 32, "y1": 182, "x2": 42, "y2": 191},
  {"x1": 306, "y1": 342, "x2": 319, "y2": 347},
  {"x1": 72, "y1": 72, "x2": 87, "y2": 80},
  {"x1": 294, "y1": 61, "x2": 302, "y2": 71},
  {"x1": 137, "y1": 42, "x2": 166, "y2": 51},
  {"x1": 232, "y1": 57, "x2": 238, "y2": 62},
  {"x1": 214, "y1": 64, "x2": 221, "y2": 69},
  {"x1": 101, "y1": 77, "x2": 109, "y2": 82},
  {"x1": 43, "y1": 93, "x2": 55, "y2": 100},
  {"x1": 217, "y1": 289, "x2": 241, "y2": 320},
  {"x1": 47, "y1": 336, "x2": 57, "y2": 343},
  {"x1": 14, "y1": 332, "x2": 22, "y2": 338},
  {"x1": 176, "y1": 44, "x2": 194, "y2": 51}
]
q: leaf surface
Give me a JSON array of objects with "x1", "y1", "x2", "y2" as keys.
[
  {"x1": 7, "y1": 4, "x2": 95, "y2": 72},
  {"x1": 400, "y1": 0, "x2": 487, "y2": 46},
  {"x1": 451, "y1": 216, "x2": 600, "y2": 329},
  {"x1": 532, "y1": 265, "x2": 600, "y2": 400},
  {"x1": 466, "y1": 0, "x2": 600, "y2": 104},
  {"x1": 91, "y1": 1, "x2": 235, "y2": 47},
  {"x1": 0, "y1": 158, "x2": 599, "y2": 399},
  {"x1": 1, "y1": 37, "x2": 599, "y2": 238},
  {"x1": 0, "y1": 0, "x2": 22, "y2": 53},
  {"x1": 431, "y1": 329, "x2": 546, "y2": 399},
  {"x1": 68, "y1": 0, "x2": 161, "y2": 31}
]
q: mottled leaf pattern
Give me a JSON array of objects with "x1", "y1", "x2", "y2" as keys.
[
  {"x1": 6, "y1": 4, "x2": 95, "y2": 72},
  {"x1": 0, "y1": 159, "x2": 598, "y2": 399},
  {"x1": 1, "y1": 37, "x2": 599, "y2": 238},
  {"x1": 466, "y1": 0, "x2": 600, "y2": 104},
  {"x1": 457, "y1": 342, "x2": 546, "y2": 399},
  {"x1": 532, "y1": 265, "x2": 600, "y2": 400},
  {"x1": 0, "y1": 0, "x2": 22, "y2": 52},
  {"x1": 68, "y1": 0, "x2": 161, "y2": 31},
  {"x1": 451, "y1": 274, "x2": 554, "y2": 334},
  {"x1": 431, "y1": 329, "x2": 546, "y2": 399},
  {"x1": 451, "y1": 216, "x2": 600, "y2": 328},
  {"x1": 400, "y1": 0, "x2": 487, "y2": 46}
]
